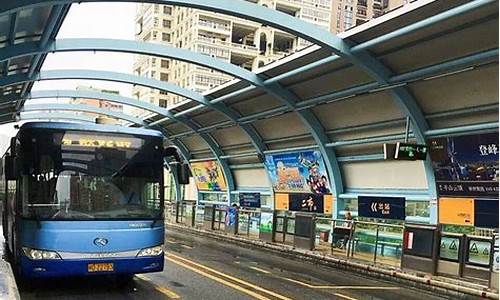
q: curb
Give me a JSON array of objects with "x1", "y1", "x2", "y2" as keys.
[
  {"x1": 0, "y1": 258, "x2": 20, "y2": 300},
  {"x1": 167, "y1": 223, "x2": 499, "y2": 300}
]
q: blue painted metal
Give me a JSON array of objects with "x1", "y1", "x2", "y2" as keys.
[
  {"x1": 18, "y1": 4, "x2": 68, "y2": 110},
  {"x1": 19, "y1": 112, "x2": 96, "y2": 123},
  {"x1": 350, "y1": 0, "x2": 496, "y2": 53},
  {"x1": 0, "y1": 37, "x2": 340, "y2": 202},
  {"x1": 21, "y1": 89, "x2": 237, "y2": 200},
  {"x1": 0, "y1": 69, "x2": 267, "y2": 156},
  {"x1": 1, "y1": 0, "x2": 495, "y2": 220},
  {"x1": 2, "y1": 12, "x2": 18, "y2": 77},
  {"x1": 426, "y1": 122, "x2": 499, "y2": 137},
  {"x1": 21, "y1": 103, "x2": 147, "y2": 125}
]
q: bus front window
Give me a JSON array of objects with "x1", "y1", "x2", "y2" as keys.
[{"x1": 21, "y1": 130, "x2": 163, "y2": 221}]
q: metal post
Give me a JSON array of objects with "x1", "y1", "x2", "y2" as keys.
[
  {"x1": 374, "y1": 225, "x2": 380, "y2": 264},
  {"x1": 348, "y1": 222, "x2": 356, "y2": 258},
  {"x1": 404, "y1": 116, "x2": 410, "y2": 143},
  {"x1": 247, "y1": 213, "x2": 251, "y2": 237}
]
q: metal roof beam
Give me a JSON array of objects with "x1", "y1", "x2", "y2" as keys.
[
  {"x1": 20, "y1": 89, "x2": 236, "y2": 197},
  {"x1": 2, "y1": 12, "x2": 18, "y2": 77},
  {"x1": 0, "y1": 68, "x2": 267, "y2": 156},
  {"x1": 351, "y1": 0, "x2": 496, "y2": 53},
  {"x1": 18, "y1": 4, "x2": 67, "y2": 109},
  {"x1": 21, "y1": 103, "x2": 147, "y2": 125}
]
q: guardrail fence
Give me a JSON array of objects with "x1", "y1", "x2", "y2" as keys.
[{"x1": 165, "y1": 201, "x2": 498, "y2": 289}]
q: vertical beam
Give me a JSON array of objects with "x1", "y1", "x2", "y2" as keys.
[{"x1": 2, "y1": 12, "x2": 18, "y2": 77}]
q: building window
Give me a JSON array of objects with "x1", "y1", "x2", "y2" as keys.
[
  {"x1": 163, "y1": 19, "x2": 171, "y2": 28},
  {"x1": 161, "y1": 59, "x2": 170, "y2": 68},
  {"x1": 163, "y1": 6, "x2": 172, "y2": 15},
  {"x1": 162, "y1": 33, "x2": 171, "y2": 42},
  {"x1": 160, "y1": 73, "x2": 169, "y2": 82}
]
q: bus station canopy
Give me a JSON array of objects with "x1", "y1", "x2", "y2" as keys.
[{"x1": 0, "y1": 0, "x2": 497, "y2": 219}]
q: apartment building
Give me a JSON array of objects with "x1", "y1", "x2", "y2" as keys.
[
  {"x1": 331, "y1": 0, "x2": 406, "y2": 33},
  {"x1": 132, "y1": 0, "x2": 405, "y2": 112},
  {"x1": 70, "y1": 86, "x2": 124, "y2": 122},
  {"x1": 132, "y1": 1, "x2": 332, "y2": 111}
]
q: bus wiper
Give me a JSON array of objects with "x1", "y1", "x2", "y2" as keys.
[
  {"x1": 29, "y1": 206, "x2": 42, "y2": 229},
  {"x1": 151, "y1": 210, "x2": 164, "y2": 228}
]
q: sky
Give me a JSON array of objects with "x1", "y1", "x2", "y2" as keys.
[{"x1": 0, "y1": 3, "x2": 137, "y2": 153}]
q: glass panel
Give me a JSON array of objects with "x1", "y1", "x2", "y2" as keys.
[
  {"x1": 467, "y1": 239, "x2": 492, "y2": 267},
  {"x1": 351, "y1": 222, "x2": 376, "y2": 262},
  {"x1": 440, "y1": 236, "x2": 460, "y2": 261}
]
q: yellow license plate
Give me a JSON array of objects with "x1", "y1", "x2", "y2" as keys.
[{"x1": 87, "y1": 263, "x2": 114, "y2": 273}]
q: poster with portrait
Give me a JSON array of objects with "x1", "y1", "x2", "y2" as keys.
[
  {"x1": 264, "y1": 151, "x2": 330, "y2": 195},
  {"x1": 191, "y1": 161, "x2": 227, "y2": 191},
  {"x1": 429, "y1": 133, "x2": 499, "y2": 198}
]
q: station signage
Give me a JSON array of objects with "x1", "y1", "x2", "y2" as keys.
[
  {"x1": 275, "y1": 193, "x2": 333, "y2": 215},
  {"x1": 358, "y1": 196, "x2": 406, "y2": 220},
  {"x1": 394, "y1": 142, "x2": 428, "y2": 160},
  {"x1": 238, "y1": 193, "x2": 261, "y2": 208},
  {"x1": 384, "y1": 142, "x2": 428, "y2": 160}
]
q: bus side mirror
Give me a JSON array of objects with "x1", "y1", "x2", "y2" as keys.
[
  {"x1": 4, "y1": 156, "x2": 17, "y2": 180},
  {"x1": 178, "y1": 163, "x2": 191, "y2": 184}
]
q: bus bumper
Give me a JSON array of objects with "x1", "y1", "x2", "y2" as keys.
[{"x1": 20, "y1": 254, "x2": 164, "y2": 278}]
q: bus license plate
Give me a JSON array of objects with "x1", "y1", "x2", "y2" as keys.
[{"x1": 88, "y1": 263, "x2": 114, "y2": 273}]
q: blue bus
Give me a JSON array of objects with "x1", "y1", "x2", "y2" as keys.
[{"x1": 1, "y1": 122, "x2": 187, "y2": 279}]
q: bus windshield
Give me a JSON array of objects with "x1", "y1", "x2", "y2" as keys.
[{"x1": 19, "y1": 129, "x2": 164, "y2": 221}]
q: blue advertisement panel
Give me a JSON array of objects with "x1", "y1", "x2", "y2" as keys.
[
  {"x1": 474, "y1": 199, "x2": 499, "y2": 228},
  {"x1": 225, "y1": 207, "x2": 237, "y2": 227},
  {"x1": 239, "y1": 193, "x2": 261, "y2": 208},
  {"x1": 288, "y1": 193, "x2": 324, "y2": 213},
  {"x1": 429, "y1": 133, "x2": 499, "y2": 198},
  {"x1": 264, "y1": 151, "x2": 330, "y2": 194},
  {"x1": 358, "y1": 196, "x2": 406, "y2": 220}
]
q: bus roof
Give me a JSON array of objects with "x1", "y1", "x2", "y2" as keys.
[{"x1": 17, "y1": 122, "x2": 164, "y2": 139}]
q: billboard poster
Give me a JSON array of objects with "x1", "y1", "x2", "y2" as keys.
[
  {"x1": 259, "y1": 212, "x2": 274, "y2": 233},
  {"x1": 191, "y1": 161, "x2": 227, "y2": 191},
  {"x1": 289, "y1": 193, "x2": 325, "y2": 213},
  {"x1": 264, "y1": 150, "x2": 330, "y2": 194},
  {"x1": 358, "y1": 196, "x2": 406, "y2": 220},
  {"x1": 239, "y1": 193, "x2": 261, "y2": 208},
  {"x1": 429, "y1": 133, "x2": 499, "y2": 198}
]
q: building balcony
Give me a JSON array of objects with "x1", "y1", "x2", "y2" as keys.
[{"x1": 198, "y1": 20, "x2": 231, "y2": 33}]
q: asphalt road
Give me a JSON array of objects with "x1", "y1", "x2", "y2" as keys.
[{"x1": 18, "y1": 228, "x2": 451, "y2": 300}]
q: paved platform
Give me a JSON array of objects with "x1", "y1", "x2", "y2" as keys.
[
  {"x1": 0, "y1": 230, "x2": 21, "y2": 300},
  {"x1": 167, "y1": 222, "x2": 499, "y2": 300}
]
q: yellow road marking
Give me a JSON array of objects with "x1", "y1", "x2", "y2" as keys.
[
  {"x1": 334, "y1": 293, "x2": 359, "y2": 300},
  {"x1": 168, "y1": 253, "x2": 292, "y2": 300},
  {"x1": 155, "y1": 286, "x2": 181, "y2": 299},
  {"x1": 166, "y1": 257, "x2": 271, "y2": 300},
  {"x1": 180, "y1": 244, "x2": 193, "y2": 249},
  {"x1": 249, "y1": 266, "x2": 271, "y2": 274},
  {"x1": 135, "y1": 275, "x2": 181, "y2": 299},
  {"x1": 284, "y1": 278, "x2": 399, "y2": 290}
]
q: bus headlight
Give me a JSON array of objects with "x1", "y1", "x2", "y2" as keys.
[
  {"x1": 22, "y1": 247, "x2": 61, "y2": 260},
  {"x1": 137, "y1": 245, "x2": 163, "y2": 257}
]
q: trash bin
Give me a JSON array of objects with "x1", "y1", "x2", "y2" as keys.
[{"x1": 320, "y1": 230, "x2": 330, "y2": 242}]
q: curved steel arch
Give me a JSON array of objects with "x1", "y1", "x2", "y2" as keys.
[
  {"x1": 19, "y1": 112, "x2": 97, "y2": 123},
  {"x1": 21, "y1": 103, "x2": 147, "y2": 125},
  {"x1": 21, "y1": 89, "x2": 237, "y2": 197},
  {"x1": 0, "y1": 69, "x2": 267, "y2": 155},
  {"x1": 0, "y1": 0, "x2": 486, "y2": 204},
  {"x1": 0, "y1": 39, "x2": 344, "y2": 198}
]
